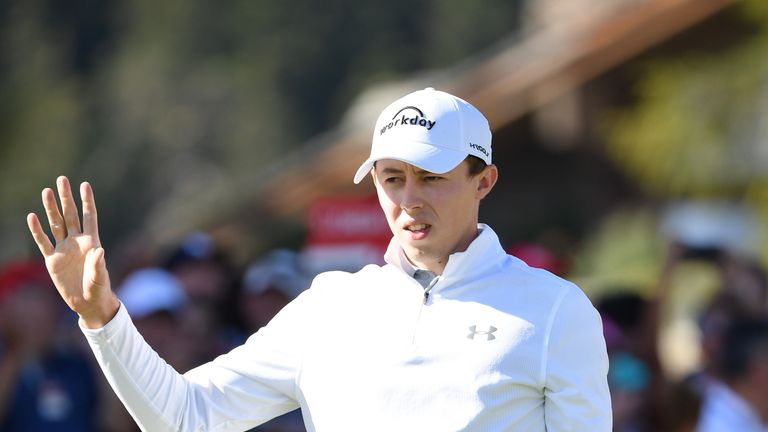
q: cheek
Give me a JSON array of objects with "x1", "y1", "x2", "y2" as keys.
[
  {"x1": 433, "y1": 188, "x2": 474, "y2": 220},
  {"x1": 375, "y1": 187, "x2": 400, "y2": 223}
]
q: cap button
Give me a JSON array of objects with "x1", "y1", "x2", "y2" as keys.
[{"x1": 424, "y1": 87, "x2": 435, "y2": 91}]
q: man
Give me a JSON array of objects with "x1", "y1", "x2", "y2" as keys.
[
  {"x1": 697, "y1": 318, "x2": 768, "y2": 432},
  {"x1": 27, "y1": 88, "x2": 611, "y2": 431},
  {"x1": 0, "y1": 261, "x2": 99, "y2": 431}
]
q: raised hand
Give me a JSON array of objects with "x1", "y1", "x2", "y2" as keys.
[{"x1": 27, "y1": 176, "x2": 119, "y2": 329}]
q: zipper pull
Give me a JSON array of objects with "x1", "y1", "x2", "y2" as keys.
[{"x1": 423, "y1": 291, "x2": 429, "y2": 305}]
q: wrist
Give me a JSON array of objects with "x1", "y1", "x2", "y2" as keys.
[{"x1": 78, "y1": 295, "x2": 120, "y2": 329}]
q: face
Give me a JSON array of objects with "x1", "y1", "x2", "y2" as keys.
[{"x1": 372, "y1": 159, "x2": 497, "y2": 274}]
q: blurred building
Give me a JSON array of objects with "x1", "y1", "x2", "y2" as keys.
[{"x1": 234, "y1": 0, "x2": 740, "y2": 255}]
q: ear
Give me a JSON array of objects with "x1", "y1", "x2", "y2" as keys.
[
  {"x1": 475, "y1": 164, "x2": 498, "y2": 200},
  {"x1": 370, "y1": 166, "x2": 382, "y2": 187}
]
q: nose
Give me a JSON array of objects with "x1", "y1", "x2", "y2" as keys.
[{"x1": 400, "y1": 178, "x2": 423, "y2": 211}]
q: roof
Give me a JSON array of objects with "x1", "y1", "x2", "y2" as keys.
[
  {"x1": 258, "y1": 0, "x2": 734, "y2": 217},
  {"x1": 143, "y1": 0, "x2": 735, "y2": 256}
]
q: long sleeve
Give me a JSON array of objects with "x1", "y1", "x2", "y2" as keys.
[
  {"x1": 543, "y1": 288, "x2": 612, "y2": 431},
  {"x1": 81, "y1": 296, "x2": 308, "y2": 432}
]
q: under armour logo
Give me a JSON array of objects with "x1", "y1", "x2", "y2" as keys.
[{"x1": 467, "y1": 325, "x2": 497, "y2": 341}]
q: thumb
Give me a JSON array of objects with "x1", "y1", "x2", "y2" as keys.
[
  {"x1": 79, "y1": 247, "x2": 118, "y2": 328},
  {"x1": 84, "y1": 247, "x2": 110, "y2": 294}
]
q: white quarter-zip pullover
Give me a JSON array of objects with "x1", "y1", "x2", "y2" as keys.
[{"x1": 81, "y1": 225, "x2": 611, "y2": 431}]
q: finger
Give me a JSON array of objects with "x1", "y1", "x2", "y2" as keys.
[
  {"x1": 26, "y1": 213, "x2": 55, "y2": 256},
  {"x1": 57, "y1": 176, "x2": 82, "y2": 235},
  {"x1": 80, "y1": 182, "x2": 100, "y2": 244},
  {"x1": 42, "y1": 187, "x2": 67, "y2": 243},
  {"x1": 84, "y1": 247, "x2": 109, "y2": 295}
]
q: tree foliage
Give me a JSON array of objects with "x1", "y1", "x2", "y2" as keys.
[
  {"x1": 601, "y1": 0, "x2": 768, "y2": 266},
  {"x1": 0, "y1": 0, "x2": 522, "y2": 261},
  {"x1": 604, "y1": 0, "x2": 768, "y2": 198}
]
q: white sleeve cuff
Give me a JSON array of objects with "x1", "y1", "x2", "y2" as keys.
[{"x1": 79, "y1": 301, "x2": 130, "y2": 341}]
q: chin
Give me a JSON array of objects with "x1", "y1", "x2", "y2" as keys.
[{"x1": 403, "y1": 245, "x2": 437, "y2": 262}]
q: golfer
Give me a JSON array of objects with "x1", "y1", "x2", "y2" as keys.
[{"x1": 27, "y1": 88, "x2": 611, "y2": 431}]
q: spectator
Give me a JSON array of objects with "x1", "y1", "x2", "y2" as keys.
[
  {"x1": 163, "y1": 232, "x2": 240, "y2": 361},
  {"x1": 598, "y1": 291, "x2": 651, "y2": 358},
  {"x1": 0, "y1": 260, "x2": 99, "y2": 431},
  {"x1": 694, "y1": 291, "x2": 753, "y2": 389},
  {"x1": 658, "y1": 378, "x2": 701, "y2": 432},
  {"x1": 598, "y1": 291, "x2": 665, "y2": 431},
  {"x1": 163, "y1": 232, "x2": 233, "y2": 304},
  {"x1": 116, "y1": 267, "x2": 194, "y2": 372},
  {"x1": 239, "y1": 249, "x2": 309, "y2": 335},
  {"x1": 236, "y1": 251, "x2": 308, "y2": 432},
  {"x1": 608, "y1": 351, "x2": 651, "y2": 432},
  {"x1": 697, "y1": 318, "x2": 768, "y2": 431}
]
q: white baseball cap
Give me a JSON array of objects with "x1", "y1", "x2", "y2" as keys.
[
  {"x1": 353, "y1": 87, "x2": 492, "y2": 184},
  {"x1": 117, "y1": 268, "x2": 187, "y2": 319},
  {"x1": 242, "y1": 249, "x2": 308, "y2": 299}
]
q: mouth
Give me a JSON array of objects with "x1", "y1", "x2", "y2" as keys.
[
  {"x1": 406, "y1": 223, "x2": 429, "y2": 231},
  {"x1": 404, "y1": 223, "x2": 431, "y2": 240}
]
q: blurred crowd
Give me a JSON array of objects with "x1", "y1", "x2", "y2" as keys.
[
  {"x1": 598, "y1": 240, "x2": 768, "y2": 432},
  {"x1": 2, "y1": 227, "x2": 768, "y2": 431},
  {"x1": 0, "y1": 233, "x2": 309, "y2": 432}
]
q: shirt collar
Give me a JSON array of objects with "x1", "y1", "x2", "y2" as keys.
[
  {"x1": 384, "y1": 223, "x2": 508, "y2": 283},
  {"x1": 395, "y1": 247, "x2": 418, "y2": 277}
]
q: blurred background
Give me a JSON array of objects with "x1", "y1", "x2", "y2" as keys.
[{"x1": 2, "y1": 0, "x2": 768, "y2": 430}]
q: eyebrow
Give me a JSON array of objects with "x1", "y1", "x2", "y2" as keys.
[
  {"x1": 378, "y1": 167, "x2": 405, "y2": 174},
  {"x1": 377, "y1": 167, "x2": 433, "y2": 175}
]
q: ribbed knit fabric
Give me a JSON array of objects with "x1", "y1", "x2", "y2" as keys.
[{"x1": 81, "y1": 225, "x2": 611, "y2": 431}]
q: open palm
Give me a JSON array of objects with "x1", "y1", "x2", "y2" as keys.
[{"x1": 27, "y1": 176, "x2": 119, "y2": 328}]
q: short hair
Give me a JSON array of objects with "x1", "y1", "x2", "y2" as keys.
[
  {"x1": 465, "y1": 155, "x2": 488, "y2": 177},
  {"x1": 719, "y1": 318, "x2": 768, "y2": 382}
]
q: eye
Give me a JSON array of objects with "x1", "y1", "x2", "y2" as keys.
[
  {"x1": 383, "y1": 177, "x2": 402, "y2": 184},
  {"x1": 423, "y1": 176, "x2": 442, "y2": 181}
]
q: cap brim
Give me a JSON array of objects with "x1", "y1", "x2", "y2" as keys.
[{"x1": 353, "y1": 141, "x2": 468, "y2": 184}]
